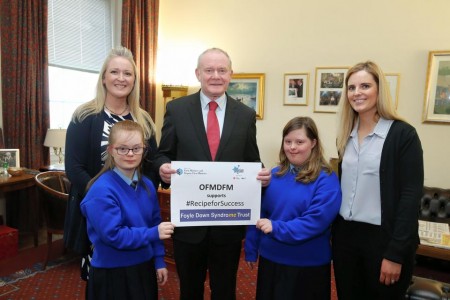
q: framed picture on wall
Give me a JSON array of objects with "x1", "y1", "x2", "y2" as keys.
[
  {"x1": 314, "y1": 67, "x2": 349, "y2": 113},
  {"x1": 385, "y1": 73, "x2": 401, "y2": 109},
  {"x1": 283, "y1": 73, "x2": 309, "y2": 106},
  {"x1": 0, "y1": 149, "x2": 20, "y2": 168},
  {"x1": 227, "y1": 73, "x2": 265, "y2": 119},
  {"x1": 423, "y1": 50, "x2": 450, "y2": 124}
]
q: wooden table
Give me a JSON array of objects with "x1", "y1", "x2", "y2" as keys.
[
  {"x1": 417, "y1": 244, "x2": 450, "y2": 261},
  {"x1": 0, "y1": 172, "x2": 39, "y2": 247}
]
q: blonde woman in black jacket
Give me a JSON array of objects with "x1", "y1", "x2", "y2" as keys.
[{"x1": 332, "y1": 61, "x2": 424, "y2": 300}]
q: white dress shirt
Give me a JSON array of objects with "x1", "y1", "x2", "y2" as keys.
[{"x1": 200, "y1": 91, "x2": 226, "y2": 136}]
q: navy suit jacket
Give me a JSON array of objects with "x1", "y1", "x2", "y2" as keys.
[{"x1": 154, "y1": 91, "x2": 262, "y2": 244}]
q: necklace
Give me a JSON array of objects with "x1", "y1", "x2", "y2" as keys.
[{"x1": 104, "y1": 104, "x2": 128, "y2": 116}]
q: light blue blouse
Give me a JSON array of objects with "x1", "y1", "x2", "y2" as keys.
[{"x1": 340, "y1": 117, "x2": 393, "y2": 225}]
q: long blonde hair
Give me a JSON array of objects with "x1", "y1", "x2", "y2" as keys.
[
  {"x1": 276, "y1": 116, "x2": 332, "y2": 183},
  {"x1": 86, "y1": 120, "x2": 146, "y2": 190},
  {"x1": 71, "y1": 46, "x2": 155, "y2": 139},
  {"x1": 336, "y1": 61, "x2": 404, "y2": 159}
]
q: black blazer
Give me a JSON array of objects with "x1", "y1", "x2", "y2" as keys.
[{"x1": 154, "y1": 91, "x2": 262, "y2": 244}]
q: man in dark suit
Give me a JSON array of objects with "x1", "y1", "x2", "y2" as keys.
[
  {"x1": 294, "y1": 79, "x2": 303, "y2": 98},
  {"x1": 154, "y1": 48, "x2": 271, "y2": 300}
]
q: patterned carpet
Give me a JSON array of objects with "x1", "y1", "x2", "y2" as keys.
[
  {"x1": 2, "y1": 251, "x2": 449, "y2": 300},
  {"x1": 0, "y1": 254, "x2": 337, "y2": 299},
  {"x1": 0, "y1": 256, "x2": 86, "y2": 299},
  {"x1": 1, "y1": 233, "x2": 447, "y2": 298}
]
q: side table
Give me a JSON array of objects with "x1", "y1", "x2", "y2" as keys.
[{"x1": 0, "y1": 171, "x2": 39, "y2": 247}]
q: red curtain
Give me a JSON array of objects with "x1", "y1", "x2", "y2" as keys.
[
  {"x1": 121, "y1": 0, "x2": 159, "y2": 120},
  {"x1": 0, "y1": 0, "x2": 50, "y2": 169}
]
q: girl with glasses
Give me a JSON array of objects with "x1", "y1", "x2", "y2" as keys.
[{"x1": 81, "y1": 120, "x2": 175, "y2": 300}]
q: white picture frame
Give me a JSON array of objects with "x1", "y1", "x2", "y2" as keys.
[
  {"x1": 0, "y1": 149, "x2": 20, "y2": 168},
  {"x1": 283, "y1": 73, "x2": 309, "y2": 106},
  {"x1": 314, "y1": 67, "x2": 349, "y2": 113}
]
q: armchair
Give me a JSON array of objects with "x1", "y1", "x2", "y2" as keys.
[{"x1": 35, "y1": 171, "x2": 70, "y2": 269}]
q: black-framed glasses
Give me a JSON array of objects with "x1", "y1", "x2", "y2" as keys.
[{"x1": 114, "y1": 146, "x2": 146, "y2": 155}]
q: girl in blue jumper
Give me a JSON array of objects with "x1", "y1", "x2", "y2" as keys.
[
  {"x1": 81, "y1": 120, "x2": 175, "y2": 300},
  {"x1": 245, "y1": 116, "x2": 342, "y2": 300}
]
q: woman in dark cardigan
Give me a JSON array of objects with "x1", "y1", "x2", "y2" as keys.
[
  {"x1": 64, "y1": 46, "x2": 159, "y2": 288},
  {"x1": 332, "y1": 61, "x2": 424, "y2": 300}
]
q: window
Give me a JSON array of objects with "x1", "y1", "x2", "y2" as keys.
[
  {"x1": 48, "y1": 67, "x2": 98, "y2": 128},
  {"x1": 48, "y1": 0, "x2": 116, "y2": 128}
]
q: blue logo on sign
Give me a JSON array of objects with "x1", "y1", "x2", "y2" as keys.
[{"x1": 232, "y1": 165, "x2": 244, "y2": 174}]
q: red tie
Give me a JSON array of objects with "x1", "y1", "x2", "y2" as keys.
[{"x1": 207, "y1": 101, "x2": 220, "y2": 160}]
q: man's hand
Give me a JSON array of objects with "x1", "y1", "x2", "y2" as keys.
[
  {"x1": 159, "y1": 163, "x2": 176, "y2": 184},
  {"x1": 257, "y1": 168, "x2": 271, "y2": 187}
]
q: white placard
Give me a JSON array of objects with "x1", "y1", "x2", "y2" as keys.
[{"x1": 170, "y1": 161, "x2": 262, "y2": 226}]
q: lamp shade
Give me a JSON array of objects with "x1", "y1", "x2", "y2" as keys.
[{"x1": 43, "y1": 129, "x2": 67, "y2": 148}]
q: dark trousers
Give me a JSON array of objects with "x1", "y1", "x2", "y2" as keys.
[
  {"x1": 332, "y1": 216, "x2": 415, "y2": 300},
  {"x1": 173, "y1": 236, "x2": 242, "y2": 300},
  {"x1": 256, "y1": 256, "x2": 331, "y2": 300}
]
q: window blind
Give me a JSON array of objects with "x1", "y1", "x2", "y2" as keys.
[{"x1": 48, "y1": 0, "x2": 113, "y2": 72}]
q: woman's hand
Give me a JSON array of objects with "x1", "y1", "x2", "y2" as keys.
[
  {"x1": 158, "y1": 222, "x2": 175, "y2": 239},
  {"x1": 157, "y1": 268, "x2": 169, "y2": 285},
  {"x1": 379, "y1": 259, "x2": 402, "y2": 286}
]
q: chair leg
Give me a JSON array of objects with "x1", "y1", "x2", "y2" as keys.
[{"x1": 43, "y1": 231, "x2": 52, "y2": 270}]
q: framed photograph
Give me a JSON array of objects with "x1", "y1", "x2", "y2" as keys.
[
  {"x1": 314, "y1": 67, "x2": 349, "y2": 113},
  {"x1": 227, "y1": 73, "x2": 265, "y2": 119},
  {"x1": 0, "y1": 149, "x2": 20, "y2": 168},
  {"x1": 283, "y1": 73, "x2": 309, "y2": 106},
  {"x1": 423, "y1": 50, "x2": 450, "y2": 123},
  {"x1": 385, "y1": 73, "x2": 401, "y2": 109}
]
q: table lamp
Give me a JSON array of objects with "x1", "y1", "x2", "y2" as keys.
[{"x1": 43, "y1": 129, "x2": 67, "y2": 165}]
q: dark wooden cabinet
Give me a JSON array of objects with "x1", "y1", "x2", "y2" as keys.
[{"x1": 157, "y1": 188, "x2": 174, "y2": 263}]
